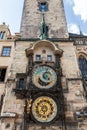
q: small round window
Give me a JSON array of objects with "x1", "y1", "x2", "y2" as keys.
[{"x1": 38, "y1": 2, "x2": 48, "y2": 12}]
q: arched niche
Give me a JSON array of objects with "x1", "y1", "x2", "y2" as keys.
[{"x1": 26, "y1": 40, "x2": 63, "y2": 63}]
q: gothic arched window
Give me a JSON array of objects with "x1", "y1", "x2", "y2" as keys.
[{"x1": 78, "y1": 56, "x2": 87, "y2": 79}]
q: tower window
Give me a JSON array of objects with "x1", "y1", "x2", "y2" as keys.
[
  {"x1": 36, "y1": 55, "x2": 41, "y2": 61},
  {"x1": 1, "y1": 47, "x2": 11, "y2": 56},
  {"x1": 38, "y1": 2, "x2": 48, "y2": 12},
  {"x1": 47, "y1": 55, "x2": 52, "y2": 61},
  {"x1": 0, "y1": 68, "x2": 7, "y2": 82}
]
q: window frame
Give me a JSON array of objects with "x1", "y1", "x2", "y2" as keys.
[
  {"x1": 78, "y1": 56, "x2": 87, "y2": 79},
  {"x1": 16, "y1": 73, "x2": 26, "y2": 90},
  {"x1": 47, "y1": 55, "x2": 52, "y2": 61},
  {"x1": 1, "y1": 46, "x2": 11, "y2": 57},
  {"x1": 0, "y1": 31, "x2": 6, "y2": 39},
  {"x1": 18, "y1": 78, "x2": 26, "y2": 89},
  {"x1": 38, "y1": 1, "x2": 48, "y2": 12},
  {"x1": 36, "y1": 55, "x2": 41, "y2": 61},
  {"x1": 0, "y1": 67, "x2": 7, "y2": 82}
]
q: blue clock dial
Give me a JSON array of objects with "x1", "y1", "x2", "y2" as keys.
[{"x1": 32, "y1": 66, "x2": 57, "y2": 89}]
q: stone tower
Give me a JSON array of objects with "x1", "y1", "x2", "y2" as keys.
[
  {"x1": 0, "y1": 0, "x2": 87, "y2": 130},
  {"x1": 20, "y1": 0, "x2": 68, "y2": 38}
]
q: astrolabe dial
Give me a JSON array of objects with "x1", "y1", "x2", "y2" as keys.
[
  {"x1": 32, "y1": 65, "x2": 57, "y2": 89},
  {"x1": 31, "y1": 96, "x2": 57, "y2": 123}
]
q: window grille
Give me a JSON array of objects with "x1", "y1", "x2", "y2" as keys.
[{"x1": 2, "y1": 47, "x2": 11, "y2": 56}]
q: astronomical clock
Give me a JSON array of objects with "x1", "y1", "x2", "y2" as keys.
[
  {"x1": 26, "y1": 59, "x2": 63, "y2": 125},
  {"x1": 32, "y1": 65, "x2": 57, "y2": 89},
  {"x1": 28, "y1": 64, "x2": 60, "y2": 124},
  {"x1": 31, "y1": 95, "x2": 58, "y2": 124}
]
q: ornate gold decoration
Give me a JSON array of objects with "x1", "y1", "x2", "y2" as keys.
[
  {"x1": 32, "y1": 96, "x2": 57, "y2": 123},
  {"x1": 32, "y1": 66, "x2": 57, "y2": 89},
  {"x1": 27, "y1": 99, "x2": 32, "y2": 113}
]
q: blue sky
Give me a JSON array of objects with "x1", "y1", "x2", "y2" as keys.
[
  {"x1": 0, "y1": 0, "x2": 24, "y2": 34},
  {"x1": 63, "y1": 0, "x2": 87, "y2": 35},
  {"x1": 0, "y1": 0, "x2": 87, "y2": 35}
]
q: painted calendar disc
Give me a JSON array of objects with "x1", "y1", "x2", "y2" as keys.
[{"x1": 31, "y1": 96, "x2": 58, "y2": 123}]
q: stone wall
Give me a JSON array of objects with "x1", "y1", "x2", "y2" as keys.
[
  {"x1": 0, "y1": 118, "x2": 15, "y2": 130},
  {"x1": 12, "y1": 41, "x2": 31, "y2": 74},
  {"x1": 59, "y1": 42, "x2": 80, "y2": 79},
  {"x1": 0, "y1": 40, "x2": 87, "y2": 130},
  {"x1": 12, "y1": 41, "x2": 80, "y2": 78},
  {"x1": 0, "y1": 41, "x2": 14, "y2": 81}
]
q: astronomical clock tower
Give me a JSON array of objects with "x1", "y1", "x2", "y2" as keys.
[
  {"x1": 1, "y1": 0, "x2": 87, "y2": 130},
  {"x1": 19, "y1": 0, "x2": 68, "y2": 129}
]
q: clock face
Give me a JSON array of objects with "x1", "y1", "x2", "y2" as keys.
[
  {"x1": 31, "y1": 96, "x2": 57, "y2": 123},
  {"x1": 32, "y1": 65, "x2": 57, "y2": 89}
]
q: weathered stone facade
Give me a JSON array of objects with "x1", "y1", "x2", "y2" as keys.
[
  {"x1": 20, "y1": 0, "x2": 68, "y2": 38},
  {"x1": 0, "y1": 0, "x2": 87, "y2": 130}
]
